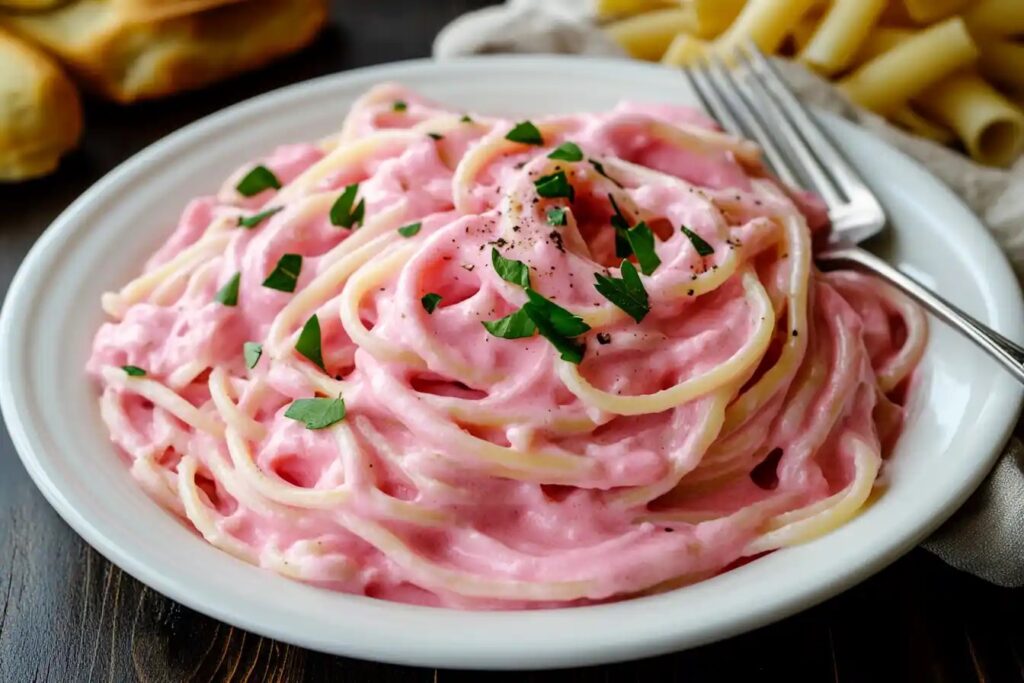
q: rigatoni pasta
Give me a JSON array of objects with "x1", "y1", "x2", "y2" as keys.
[{"x1": 799, "y1": 0, "x2": 887, "y2": 76}]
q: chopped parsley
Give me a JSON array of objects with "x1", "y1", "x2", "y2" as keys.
[
  {"x1": 284, "y1": 396, "x2": 346, "y2": 430},
  {"x1": 546, "y1": 207, "x2": 568, "y2": 226},
  {"x1": 491, "y1": 248, "x2": 531, "y2": 288},
  {"x1": 392, "y1": 100, "x2": 407, "y2": 112},
  {"x1": 460, "y1": 114, "x2": 473, "y2": 123},
  {"x1": 548, "y1": 141, "x2": 583, "y2": 162},
  {"x1": 481, "y1": 307, "x2": 536, "y2": 338},
  {"x1": 524, "y1": 289, "x2": 590, "y2": 364},
  {"x1": 589, "y1": 158, "x2": 622, "y2": 187},
  {"x1": 505, "y1": 121, "x2": 543, "y2": 145},
  {"x1": 427, "y1": 132, "x2": 444, "y2": 140},
  {"x1": 594, "y1": 260, "x2": 650, "y2": 323},
  {"x1": 534, "y1": 170, "x2": 575, "y2": 201},
  {"x1": 682, "y1": 225, "x2": 715, "y2": 257},
  {"x1": 236, "y1": 165, "x2": 280, "y2": 197},
  {"x1": 237, "y1": 207, "x2": 282, "y2": 229},
  {"x1": 295, "y1": 314, "x2": 325, "y2": 370},
  {"x1": 625, "y1": 221, "x2": 661, "y2": 276},
  {"x1": 330, "y1": 183, "x2": 365, "y2": 229},
  {"x1": 397, "y1": 222, "x2": 422, "y2": 238},
  {"x1": 243, "y1": 341, "x2": 262, "y2": 369},
  {"x1": 421, "y1": 293, "x2": 442, "y2": 313},
  {"x1": 262, "y1": 253, "x2": 302, "y2": 292},
  {"x1": 214, "y1": 272, "x2": 241, "y2": 306},
  {"x1": 609, "y1": 193, "x2": 632, "y2": 258},
  {"x1": 121, "y1": 365, "x2": 146, "y2": 377}
]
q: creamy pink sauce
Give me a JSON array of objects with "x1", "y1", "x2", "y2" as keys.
[{"x1": 89, "y1": 85, "x2": 924, "y2": 608}]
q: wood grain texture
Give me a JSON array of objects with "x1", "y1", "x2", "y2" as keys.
[{"x1": 1, "y1": 1, "x2": 1023, "y2": 680}]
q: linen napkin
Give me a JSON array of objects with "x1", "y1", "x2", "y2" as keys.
[{"x1": 435, "y1": 0, "x2": 1024, "y2": 587}]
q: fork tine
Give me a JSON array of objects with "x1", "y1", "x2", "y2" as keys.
[
  {"x1": 739, "y1": 43, "x2": 881, "y2": 210},
  {"x1": 680, "y1": 64, "x2": 745, "y2": 140},
  {"x1": 700, "y1": 54, "x2": 803, "y2": 189},
  {"x1": 727, "y1": 51, "x2": 846, "y2": 209}
]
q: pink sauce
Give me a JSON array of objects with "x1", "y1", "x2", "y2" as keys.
[{"x1": 89, "y1": 85, "x2": 925, "y2": 608}]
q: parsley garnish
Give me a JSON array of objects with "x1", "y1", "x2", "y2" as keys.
[
  {"x1": 392, "y1": 100, "x2": 407, "y2": 112},
  {"x1": 284, "y1": 396, "x2": 346, "y2": 430},
  {"x1": 609, "y1": 193, "x2": 632, "y2": 258},
  {"x1": 625, "y1": 222, "x2": 661, "y2": 276},
  {"x1": 330, "y1": 183, "x2": 365, "y2": 229},
  {"x1": 505, "y1": 121, "x2": 543, "y2": 145},
  {"x1": 548, "y1": 142, "x2": 583, "y2": 162},
  {"x1": 427, "y1": 132, "x2": 444, "y2": 140},
  {"x1": 236, "y1": 165, "x2": 280, "y2": 197},
  {"x1": 481, "y1": 307, "x2": 536, "y2": 338},
  {"x1": 534, "y1": 171, "x2": 575, "y2": 201},
  {"x1": 546, "y1": 207, "x2": 568, "y2": 226},
  {"x1": 421, "y1": 293, "x2": 442, "y2": 313},
  {"x1": 682, "y1": 226, "x2": 715, "y2": 257},
  {"x1": 594, "y1": 260, "x2": 650, "y2": 323},
  {"x1": 525, "y1": 289, "x2": 590, "y2": 364},
  {"x1": 589, "y1": 159, "x2": 622, "y2": 187},
  {"x1": 243, "y1": 341, "x2": 262, "y2": 369},
  {"x1": 238, "y1": 207, "x2": 282, "y2": 229},
  {"x1": 262, "y1": 253, "x2": 302, "y2": 292},
  {"x1": 491, "y1": 248, "x2": 531, "y2": 288},
  {"x1": 121, "y1": 365, "x2": 146, "y2": 377},
  {"x1": 397, "y1": 222, "x2": 421, "y2": 238},
  {"x1": 214, "y1": 272, "x2": 240, "y2": 306},
  {"x1": 460, "y1": 114, "x2": 473, "y2": 123},
  {"x1": 295, "y1": 314, "x2": 324, "y2": 370}
]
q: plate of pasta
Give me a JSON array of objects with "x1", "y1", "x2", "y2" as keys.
[{"x1": 1, "y1": 56, "x2": 1021, "y2": 669}]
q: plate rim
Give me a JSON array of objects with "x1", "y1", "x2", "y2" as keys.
[{"x1": 2, "y1": 55, "x2": 1022, "y2": 670}]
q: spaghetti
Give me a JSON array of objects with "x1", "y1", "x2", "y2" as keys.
[{"x1": 88, "y1": 84, "x2": 926, "y2": 608}]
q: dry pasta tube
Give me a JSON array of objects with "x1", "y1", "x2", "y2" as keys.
[
  {"x1": 660, "y1": 33, "x2": 708, "y2": 66},
  {"x1": 915, "y1": 72, "x2": 1024, "y2": 167},
  {"x1": 692, "y1": 0, "x2": 746, "y2": 38},
  {"x1": 964, "y1": 0, "x2": 1024, "y2": 37},
  {"x1": 850, "y1": 27, "x2": 914, "y2": 67},
  {"x1": 594, "y1": 0, "x2": 674, "y2": 20},
  {"x1": 604, "y1": 8, "x2": 699, "y2": 60},
  {"x1": 839, "y1": 17, "x2": 978, "y2": 115},
  {"x1": 978, "y1": 39, "x2": 1024, "y2": 92},
  {"x1": 799, "y1": 0, "x2": 887, "y2": 76},
  {"x1": 890, "y1": 106, "x2": 956, "y2": 144},
  {"x1": 715, "y1": 0, "x2": 819, "y2": 56},
  {"x1": 789, "y1": 15, "x2": 821, "y2": 53},
  {"x1": 901, "y1": 0, "x2": 969, "y2": 24}
]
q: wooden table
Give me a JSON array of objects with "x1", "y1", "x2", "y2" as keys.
[{"x1": 1, "y1": 2, "x2": 1022, "y2": 680}]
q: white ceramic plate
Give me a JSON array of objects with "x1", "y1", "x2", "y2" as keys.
[{"x1": 1, "y1": 57, "x2": 1022, "y2": 670}]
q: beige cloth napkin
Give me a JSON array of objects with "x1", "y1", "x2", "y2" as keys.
[{"x1": 435, "y1": 0, "x2": 1024, "y2": 587}]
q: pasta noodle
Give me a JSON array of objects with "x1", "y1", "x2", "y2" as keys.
[
  {"x1": 798, "y1": 0, "x2": 887, "y2": 76},
  {"x1": 604, "y1": 8, "x2": 700, "y2": 60},
  {"x1": 963, "y1": 0, "x2": 1024, "y2": 37},
  {"x1": 88, "y1": 85, "x2": 926, "y2": 608}
]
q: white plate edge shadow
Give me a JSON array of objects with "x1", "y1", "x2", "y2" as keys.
[{"x1": 1, "y1": 56, "x2": 1022, "y2": 670}]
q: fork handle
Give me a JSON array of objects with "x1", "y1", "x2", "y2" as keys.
[{"x1": 817, "y1": 245, "x2": 1024, "y2": 385}]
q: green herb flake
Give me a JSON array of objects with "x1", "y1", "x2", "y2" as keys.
[
  {"x1": 548, "y1": 141, "x2": 583, "y2": 162},
  {"x1": 397, "y1": 222, "x2": 422, "y2": 238},
  {"x1": 523, "y1": 288, "x2": 590, "y2": 364},
  {"x1": 460, "y1": 114, "x2": 473, "y2": 123},
  {"x1": 491, "y1": 248, "x2": 531, "y2": 288},
  {"x1": 428, "y1": 132, "x2": 444, "y2": 141},
  {"x1": 546, "y1": 207, "x2": 568, "y2": 226},
  {"x1": 243, "y1": 341, "x2": 262, "y2": 369},
  {"x1": 214, "y1": 272, "x2": 241, "y2": 306},
  {"x1": 295, "y1": 314, "x2": 325, "y2": 370},
  {"x1": 330, "y1": 183, "x2": 365, "y2": 229},
  {"x1": 609, "y1": 193, "x2": 632, "y2": 258},
  {"x1": 589, "y1": 158, "x2": 623, "y2": 187},
  {"x1": 421, "y1": 293, "x2": 442, "y2": 313},
  {"x1": 505, "y1": 121, "x2": 543, "y2": 145},
  {"x1": 284, "y1": 396, "x2": 346, "y2": 430},
  {"x1": 481, "y1": 307, "x2": 536, "y2": 339},
  {"x1": 238, "y1": 207, "x2": 282, "y2": 229},
  {"x1": 262, "y1": 253, "x2": 302, "y2": 292},
  {"x1": 534, "y1": 170, "x2": 575, "y2": 201},
  {"x1": 236, "y1": 165, "x2": 281, "y2": 197},
  {"x1": 626, "y1": 221, "x2": 662, "y2": 276},
  {"x1": 594, "y1": 260, "x2": 650, "y2": 323},
  {"x1": 121, "y1": 365, "x2": 146, "y2": 377},
  {"x1": 392, "y1": 100, "x2": 408, "y2": 112},
  {"x1": 682, "y1": 225, "x2": 715, "y2": 257}
]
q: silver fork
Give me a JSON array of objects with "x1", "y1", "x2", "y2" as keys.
[{"x1": 681, "y1": 43, "x2": 1024, "y2": 384}]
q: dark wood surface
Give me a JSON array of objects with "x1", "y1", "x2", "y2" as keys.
[{"x1": 1, "y1": 2, "x2": 1023, "y2": 680}]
